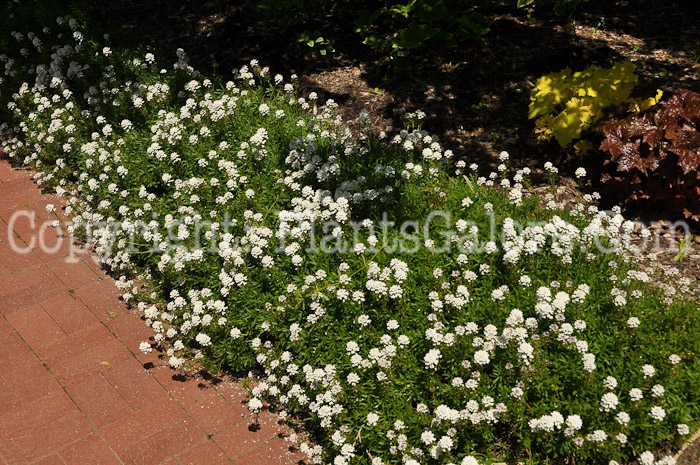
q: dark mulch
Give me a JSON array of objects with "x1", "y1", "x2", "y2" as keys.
[{"x1": 677, "y1": 432, "x2": 700, "y2": 465}]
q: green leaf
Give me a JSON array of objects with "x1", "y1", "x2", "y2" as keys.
[
  {"x1": 389, "y1": 0, "x2": 418, "y2": 18},
  {"x1": 421, "y1": 1, "x2": 448, "y2": 24},
  {"x1": 354, "y1": 8, "x2": 384, "y2": 33},
  {"x1": 554, "y1": 0, "x2": 568, "y2": 15},
  {"x1": 433, "y1": 30, "x2": 454, "y2": 43},
  {"x1": 674, "y1": 235, "x2": 693, "y2": 262},
  {"x1": 363, "y1": 35, "x2": 388, "y2": 51},
  {"x1": 392, "y1": 23, "x2": 439, "y2": 49},
  {"x1": 456, "y1": 14, "x2": 490, "y2": 38}
]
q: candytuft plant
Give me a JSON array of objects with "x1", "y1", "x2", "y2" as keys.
[{"x1": 0, "y1": 6, "x2": 698, "y2": 465}]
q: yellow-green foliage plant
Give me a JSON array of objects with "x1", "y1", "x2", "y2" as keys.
[{"x1": 529, "y1": 61, "x2": 662, "y2": 153}]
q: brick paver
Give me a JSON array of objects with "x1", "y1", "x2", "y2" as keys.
[{"x1": 0, "y1": 156, "x2": 301, "y2": 464}]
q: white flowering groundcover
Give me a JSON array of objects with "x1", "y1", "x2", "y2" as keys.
[{"x1": 1, "y1": 7, "x2": 698, "y2": 465}]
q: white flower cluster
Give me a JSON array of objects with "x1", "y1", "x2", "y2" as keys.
[{"x1": 1, "y1": 17, "x2": 696, "y2": 465}]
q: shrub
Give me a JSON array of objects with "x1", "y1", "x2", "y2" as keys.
[
  {"x1": 258, "y1": 1, "x2": 591, "y2": 71},
  {"x1": 1, "y1": 8, "x2": 698, "y2": 465},
  {"x1": 512, "y1": 0, "x2": 588, "y2": 16},
  {"x1": 259, "y1": 0, "x2": 490, "y2": 67},
  {"x1": 597, "y1": 88, "x2": 700, "y2": 220},
  {"x1": 528, "y1": 61, "x2": 662, "y2": 153}
]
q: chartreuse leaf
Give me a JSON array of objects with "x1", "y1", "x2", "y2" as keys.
[{"x1": 529, "y1": 61, "x2": 662, "y2": 149}]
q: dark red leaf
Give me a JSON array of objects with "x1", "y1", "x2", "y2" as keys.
[{"x1": 596, "y1": 88, "x2": 700, "y2": 218}]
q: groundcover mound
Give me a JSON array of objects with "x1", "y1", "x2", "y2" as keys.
[{"x1": 0, "y1": 10, "x2": 698, "y2": 465}]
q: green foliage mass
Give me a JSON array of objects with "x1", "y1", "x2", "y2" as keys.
[
  {"x1": 258, "y1": 0, "x2": 587, "y2": 69},
  {"x1": 1, "y1": 3, "x2": 698, "y2": 465},
  {"x1": 513, "y1": 0, "x2": 587, "y2": 16}
]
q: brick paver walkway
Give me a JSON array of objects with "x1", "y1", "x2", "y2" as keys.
[{"x1": 0, "y1": 155, "x2": 302, "y2": 465}]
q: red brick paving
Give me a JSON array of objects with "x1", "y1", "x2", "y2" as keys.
[
  {"x1": 212, "y1": 411, "x2": 286, "y2": 460},
  {"x1": 176, "y1": 440, "x2": 232, "y2": 465},
  {"x1": 118, "y1": 418, "x2": 207, "y2": 465},
  {"x1": 0, "y1": 157, "x2": 301, "y2": 464},
  {"x1": 6, "y1": 304, "x2": 65, "y2": 349},
  {"x1": 0, "y1": 376, "x2": 22, "y2": 416},
  {"x1": 64, "y1": 374, "x2": 133, "y2": 428},
  {"x1": 49, "y1": 338, "x2": 132, "y2": 385},
  {"x1": 236, "y1": 436, "x2": 307, "y2": 465},
  {"x1": 35, "y1": 323, "x2": 115, "y2": 366},
  {"x1": 29, "y1": 454, "x2": 65, "y2": 465},
  {"x1": 102, "y1": 357, "x2": 167, "y2": 410},
  {"x1": 1, "y1": 411, "x2": 93, "y2": 464},
  {"x1": 0, "y1": 389, "x2": 75, "y2": 443},
  {"x1": 45, "y1": 256, "x2": 101, "y2": 292},
  {"x1": 41, "y1": 293, "x2": 100, "y2": 335},
  {"x1": 0, "y1": 264, "x2": 67, "y2": 313},
  {"x1": 58, "y1": 434, "x2": 122, "y2": 465},
  {"x1": 0, "y1": 331, "x2": 30, "y2": 364},
  {"x1": 0, "y1": 351, "x2": 62, "y2": 403},
  {"x1": 99, "y1": 398, "x2": 186, "y2": 453}
]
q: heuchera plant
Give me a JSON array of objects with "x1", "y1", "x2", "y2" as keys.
[
  {"x1": 598, "y1": 89, "x2": 700, "y2": 220},
  {"x1": 528, "y1": 61, "x2": 662, "y2": 153}
]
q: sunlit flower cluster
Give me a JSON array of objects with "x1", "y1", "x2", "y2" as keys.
[{"x1": 0, "y1": 14, "x2": 697, "y2": 465}]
